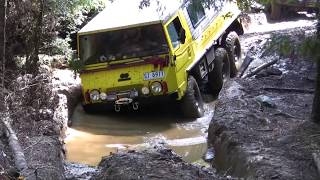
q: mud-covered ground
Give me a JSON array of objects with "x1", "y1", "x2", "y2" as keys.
[
  {"x1": 92, "y1": 148, "x2": 221, "y2": 180},
  {"x1": 208, "y1": 15, "x2": 320, "y2": 179}
]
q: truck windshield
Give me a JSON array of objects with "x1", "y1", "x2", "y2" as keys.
[{"x1": 79, "y1": 24, "x2": 169, "y2": 65}]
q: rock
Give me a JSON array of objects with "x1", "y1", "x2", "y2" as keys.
[
  {"x1": 7, "y1": 167, "x2": 19, "y2": 179},
  {"x1": 219, "y1": 80, "x2": 244, "y2": 99},
  {"x1": 204, "y1": 147, "x2": 215, "y2": 162},
  {"x1": 64, "y1": 162, "x2": 98, "y2": 180},
  {"x1": 255, "y1": 95, "x2": 276, "y2": 108}
]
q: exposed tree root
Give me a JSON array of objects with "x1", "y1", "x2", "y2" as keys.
[
  {"x1": 1, "y1": 117, "x2": 27, "y2": 171},
  {"x1": 243, "y1": 59, "x2": 278, "y2": 78},
  {"x1": 0, "y1": 114, "x2": 29, "y2": 178},
  {"x1": 238, "y1": 51, "x2": 254, "y2": 78}
]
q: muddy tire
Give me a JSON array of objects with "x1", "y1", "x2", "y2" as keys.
[
  {"x1": 223, "y1": 31, "x2": 241, "y2": 77},
  {"x1": 270, "y1": 0, "x2": 281, "y2": 20},
  {"x1": 181, "y1": 76, "x2": 204, "y2": 118},
  {"x1": 208, "y1": 48, "x2": 230, "y2": 96}
]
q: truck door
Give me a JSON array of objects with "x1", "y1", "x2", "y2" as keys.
[{"x1": 165, "y1": 14, "x2": 193, "y2": 92}]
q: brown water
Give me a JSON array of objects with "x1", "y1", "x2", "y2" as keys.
[{"x1": 65, "y1": 100, "x2": 215, "y2": 166}]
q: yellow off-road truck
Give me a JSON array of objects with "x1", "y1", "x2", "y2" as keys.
[{"x1": 77, "y1": 0, "x2": 243, "y2": 118}]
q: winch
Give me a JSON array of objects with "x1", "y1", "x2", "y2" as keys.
[{"x1": 114, "y1": 98, "x2": 140, "y2": 112}]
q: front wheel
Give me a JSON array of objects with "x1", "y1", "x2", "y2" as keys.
[{"x1": 180, "y1": 76, "x2": 204, "y2": 118}]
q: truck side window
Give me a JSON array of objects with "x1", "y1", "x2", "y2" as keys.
[
  {"x1": 187, "y1": 2, "x2": 205, "y2": 27},
  {"x1": 168, "y1": 17, "x2": 183, "y2": 49}
]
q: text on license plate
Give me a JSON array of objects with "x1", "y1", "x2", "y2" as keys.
[{"x1": 144, "y1": 71, "x2": 165, "y2": 80}]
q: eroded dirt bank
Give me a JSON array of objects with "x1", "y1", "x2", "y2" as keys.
[
  {"x1": 0, "y1": 65, "x2": 81, "y2": 179},
  {"x1": 208, "y1": 21, "x2": 320, "y2": 179}
]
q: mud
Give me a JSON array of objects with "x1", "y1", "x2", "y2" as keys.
[
  {"x1": 208, "y1": 14, "x2": 320, "y2": 179},
  {"x1": 92, "y1": 148, "x2": 220, "y2": 180},
  {"x1": 209, "y1": 78, "x2": 319, "y2": 179},
  {"x1": 65, "y1": 100, "x2": 214, "y2": 166},
  {"x1": 52, "y1": 70, "x2": 82, "y2": 127}
]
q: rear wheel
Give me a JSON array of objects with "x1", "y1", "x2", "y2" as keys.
[
  {"x1": 223, "y1": 31, "x2": 241, "y2": 77},
  {"x1": 208, "y1": 48, "x2": 230, "y2": 96},
  {"x1": 181, "y1": 76, "x2": 204, "y2": 118}
]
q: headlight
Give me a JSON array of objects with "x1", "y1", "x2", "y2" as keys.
[
  {"x1": 141, "y1": 86, "x2": 150, "y2": 95},
  {"x1": 90, "y1": 90, "x2": 100, "y2": 101},
  {"x1": 100, "y1": 92, "x2": 107, "y2": 100},
  {"x1": 150, "y1": 82, "x2": 162, "y2": 94}
]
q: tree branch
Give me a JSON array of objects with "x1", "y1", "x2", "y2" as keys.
[
  {"x1": 242, "y1": 58, "x2": 279, "y2": 78},
  {"x1": 1, "y1": 116, "x2": 28, "y2": 172}
]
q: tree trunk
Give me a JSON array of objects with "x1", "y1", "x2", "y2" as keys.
[
  {"x1": 0, "y1": 0, "x2": 7, "y2": 111},
  {"x1": 26, "y1": 0, "x2": 44, "y2": 74},
  {"x1": 270, "y1": 0, "x2": 281, "y2": 20}
]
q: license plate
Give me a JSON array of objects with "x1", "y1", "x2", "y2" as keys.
[{"x1": 144, "y1": 71, "x2": 165, "y2": 80}]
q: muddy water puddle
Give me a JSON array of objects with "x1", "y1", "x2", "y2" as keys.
[{"x1": 65, "y1": 101, "x2": 215, "y2": 166}]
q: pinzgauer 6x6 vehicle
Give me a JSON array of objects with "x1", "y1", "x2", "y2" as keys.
[{"x1": 77, "y1": 0, "x2": 244, "y2": 118}]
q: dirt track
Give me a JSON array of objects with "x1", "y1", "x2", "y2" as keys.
[{"x1": 208, "y1": 13, "x2": 319, "y2": 179}]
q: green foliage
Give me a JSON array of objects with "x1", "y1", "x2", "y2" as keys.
[
  {"x1": 300, "y1": 37, "x2": 320, "y2": 61},
  {"x1": 265, "y1": 32, "x2": 320, "y2": 62},
  {"x1": 256, "y1": 0, "x2": 271, "y2": 5},
  {"x1": 68, "y1": 56, "x2": 85, "y2": 73},
  {"x1": 263, "y1": 35, "x2": 295, "y2": 58},
  {"x1": 278, "y1": 36, "x2": 294, "y2": 57},
  {"x1": 237, "y1": 0, "x2": 254, "y2": 11},
  {"x1": 49, "y1": 37, "x2": 73, "y2": 57},
  {"x1": 139, "y1": 0, "x2": 258, "y2": 11},
  {"x1": 49, "y1": 0, "x2": 105, "y2": 14}
]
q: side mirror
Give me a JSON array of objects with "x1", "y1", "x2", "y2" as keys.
[{"x1": 179, "y1": 28, "x2": 186, "y2": 44}]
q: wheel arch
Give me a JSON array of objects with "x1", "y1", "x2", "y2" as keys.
[
  {"x1": 218, "y1": 18, "x2": 244, "y2": 46},
  {"x1": 228, "y1": 18, "x2": 244, "y2": 36}
]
